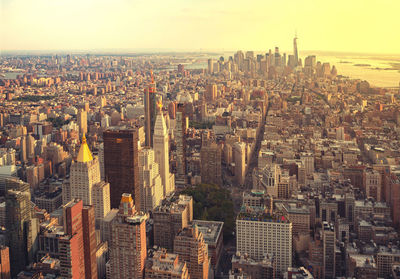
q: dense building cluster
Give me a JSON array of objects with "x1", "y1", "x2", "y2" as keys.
[{"x1": 0, "y1": 37, "x2": 399, "y2": 279}]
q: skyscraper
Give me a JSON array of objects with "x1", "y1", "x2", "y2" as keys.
[
  {"x1": 70, "y1": 134, "x2": 100, "y2": 204},
  {"x1": 153, "y1": 195, "x2": 193, "y2": 251},
  {"x1": 60, "y1": 200, "x2": 85, "y2": 278},
  {"x1": 205, "y1": 84, "x2": 217, "y2": 102},
  {"x1": 236, "y1": 205, "x2": 292, "y2": 277},
  {"x1": 26, "y1": 133, "x2": 35, "y2": 160},
  {"x1": 0, "y1": 246, "x2": 10, "y2": 279},
  {"x1": 109, "y1": 193, "x2": 147, "y2": 279},
  {"x1": 138, "y1": 148, "x2": 163, "y2": 212},
  {"x1": 322, "y1": 222, "x2": 335, "y2": 279},
  {"x1": 234, "y1": 142, "x2": 246, "y2": 186},
  {"x1": 293, "y1": 34, "x2": 299, "y2": 67},
  {"x1": 103, "y1": 129, "x2": 140, "y2": 209},
  {"x1": 174, "y1": 225, "x2": 209, "y2": 279},
  {"x1": 208, "y1": 58, "x2": 214, "y2": 74},
  {"x1": 82, "y1": 205, "x2": 98, "y2": 279},
  {"x1": 77, "y1": 109, "x2": 88, "y2": 136},
  {"x1": 153, "y1": 104, "x2": 174, "y2": 197},
  {"x1": 144, "y1": 71, "x2": 157, "y2": 147},
  {"x1": 200, "y1": 141, "x2": 222, "y2": 186},
  {"x1": 68, "y1": 134, "x2": 110, "y2": 220},
  {"x1": 20, "y1": 135, "x2": 27, "y2": 163},
  {"x1": 5, "y1": 179, "x2": 38, "y2": 277},
  {"x1": 175, "y1": 104, "x2": 187, "y2": 184}
]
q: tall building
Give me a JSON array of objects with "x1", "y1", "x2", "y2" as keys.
[
  {"x1": 205, "y1": 84, "x2": 217, "y2": 102},
  {"x1": 98, "y1": 142, "x2": 105, "y2": 180},
  {"x1": 153, "y1": 105, "x2": 174, "y2": 197},
  {"x1": 92, "y1": 181, "x2": 111, "y2": 220},
  {"x1": 69, "y1": 134, "x2": 110, "y2": 220},
  {"x1": 77, "y1": 109, "x2": 88, "y2": 135},
  {"x1": 293, "y1": 34, "x2": 299, "y2": 67},
  {"x1": 60, "y1": 200, "x2": 85, "y2": 278},
  {"x1": 5, "y1": 179, "x2": 38, "y2": 277},
  {"x1": 153, "y1": 195, "x2": 193, "y2": 251},
  {"x1": 175, "y1": 104, "x2": 187, "y2": 184},
  {"x1": 144, "y1": 72, "x2": 157, "y2": 147},
  {"x1": 138, "y1": 148, "x2": 163, "y2": 212},
  {"x1": 20, "y1": 135, "x2": 27, "y2": 163},
  {"x1": 70, "y1": 134, "x2": 99, "y2": 204},
  {"x1": 0, "y1": 246, "x2": 10, "y2": 279},
  {"x1": 208, "y1": 59, "x2": 214, "y2": 74},
  {"x1": 300, "y1": 153, "x2": 314, "y2": 177},
  {"x1": 234, "y1": 142, "x2": 246, "y2": 186},
  {"x1": 174, "y1": 225, "x2": 209, "y2": 279},
  {"x1": 82, "y1": 205, "x2": 98, "y2": 279},
  {"x1": 200, "y1": 141, "x2": 222, "y2": 185},
  {"x1": 322, "y1": 222, "x2": 335, "y2": 279},
  {"x1": 236, "y1": 205, "x2": 292, "y2": 277},
  {"x1": 26, "y1": 133, "x2": 35, "y2": 160},
  {"x1": 109, "y1": 193, "x2": 147, "y2": 279},
  {"x1": 365, "y1": 169, "x2": 382, "y2": 201},
  {"x1": 103, "y1": 129, "x2": 140, "y2": 209},
  {"x1": 145, "y1": 248, "x2": 190, "y2": 279}
]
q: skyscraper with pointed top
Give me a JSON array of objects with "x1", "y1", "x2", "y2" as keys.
[
  {"x1": 293, "y1": 33, "x2": 299, "y2": 67},
  {"x1": 68, "y1": 134, "x2": 110, "y2": 220},
  {"x1": 70, "y1": 134, "x2": 99, "y2": 205},
  {"x1": 153, "y1": 100, "x2": 175, "y2": 197},
  {"x1": 144, "y1": 71, "x2": 157, "y2": 147}
]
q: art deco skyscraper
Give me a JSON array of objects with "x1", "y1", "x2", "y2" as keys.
[
  {"x1": 153, "y1": 103, "x2": 174, "y2": 197},
  {"x1": 68, "y1": 134, "x2": 110, "y2": 220},
  {"x1": 144, "y1": 71, "x2": 157, "y2": 147},
  {"x1": 70, "y1": 134, "x2": 100, "y2": 205},
  {"x1": 103, "y1": 129, "x2": 140, "y2": 209},
  {"x1": 109, "y1": 193, "x2": 147, "y2": 279},
  {"x1": 138, "y1": 148, "x2": 163, "y2": 212}
]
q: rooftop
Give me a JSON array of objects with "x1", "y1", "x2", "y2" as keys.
[
  {"x1": 192, "y1": 220, "x2": 223, "y2": 244},
  {"x1": 237, "y1": 205, "x2": 290, "y2": 224}
]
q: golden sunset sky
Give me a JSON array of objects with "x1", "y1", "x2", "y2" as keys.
[{"x1": 1, "y1": 0, "x2": 399, "y2": 53}]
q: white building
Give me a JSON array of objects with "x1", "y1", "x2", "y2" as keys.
[
  {"x1": 236, "y1": 206, "x2": 292, "y2": 276},
  {"x1": 153, "y1": 109, "x2": 174, "y2": 197},
  {"x1": 138, "y1": 148, "x2": 163, "y2": 213},
  {"x1": 67, "y1": 135, "x2": 110, "y2": 220}
]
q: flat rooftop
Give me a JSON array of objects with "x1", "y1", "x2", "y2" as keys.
[{"x1": 192, "y1": 220, "x2": 223, "y2": 245}]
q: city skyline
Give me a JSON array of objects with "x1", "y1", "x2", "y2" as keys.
[{"x1": 1, "y1": 0, "x2": 400, "y2": 54}]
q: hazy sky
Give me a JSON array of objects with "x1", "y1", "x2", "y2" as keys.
[{"x1": 1, "y1": 0, "x2": 399, "y2": 53}]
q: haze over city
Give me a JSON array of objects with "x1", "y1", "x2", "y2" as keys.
[
  {"x1": 1, "y1": 0, "x2": 400, "y2": 54},
  {"x1": 2, "y1": 0, "x2": 400, "y2": 279}
]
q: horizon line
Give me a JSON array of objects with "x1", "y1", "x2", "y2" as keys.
[{"x1": 1, "y1": 48, "x2": 400, "y2": 57}]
